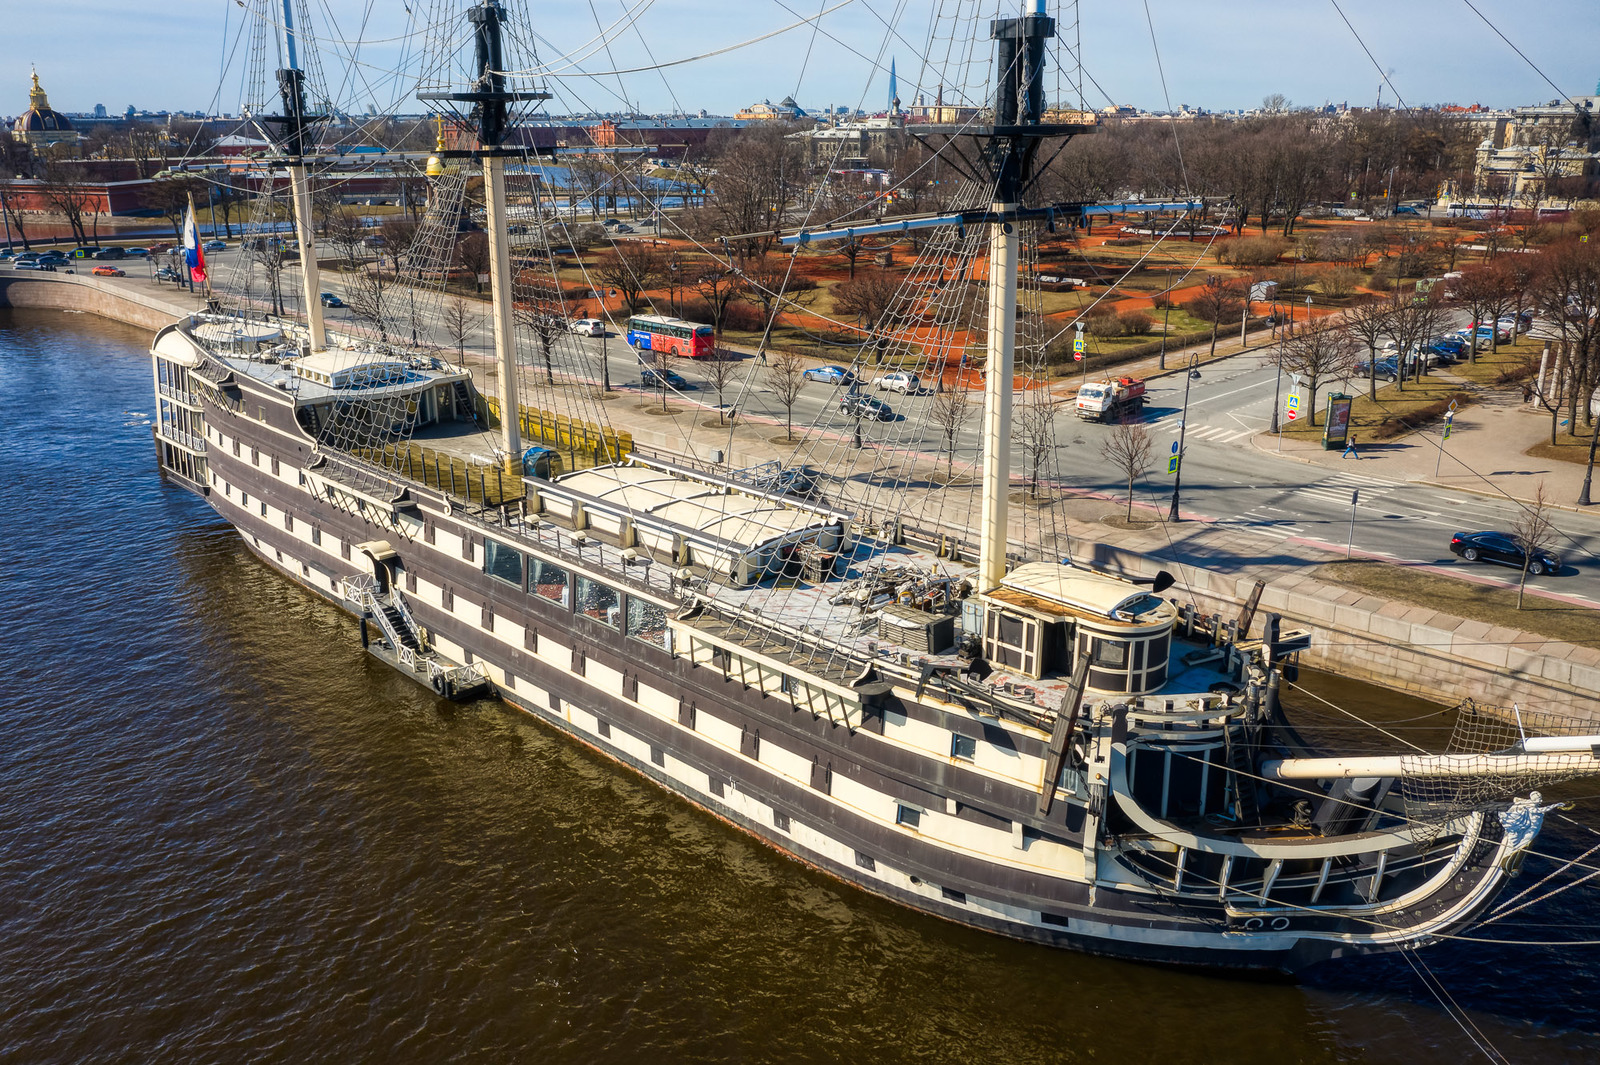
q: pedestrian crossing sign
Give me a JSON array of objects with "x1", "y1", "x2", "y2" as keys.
[
  {"x1": 1443, "y1": 411, "x2": 1454, "y2": 440},
  {"x1": 1168, "y1": 456, "x2": 1179, "y2": 473},
  {"x1": 1072, "y1": 336, "x2": 1085, "y2": 361},
  {"x1": 1285, "y1": 392, "x2": 1302, "y2": 421}
]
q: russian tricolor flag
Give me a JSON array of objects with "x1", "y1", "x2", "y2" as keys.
[{"x1": 183, "y1": 204, "x2": 207, "y2": 284}]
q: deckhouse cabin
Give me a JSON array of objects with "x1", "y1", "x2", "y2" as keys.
[{"x1": 979, "y1": 563, "x2": 1176, "y2": 693}]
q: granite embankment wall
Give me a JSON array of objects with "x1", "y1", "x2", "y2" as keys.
[
  {"x1": 1087, "y1": 541, "x2": 1600, "y2": 721},
  {"x1": 7, "y1": 270, "x2": 1593, "y2": 719},
  {"x1": 0, "y1": 272, "x2": 199, "y2": 332}
]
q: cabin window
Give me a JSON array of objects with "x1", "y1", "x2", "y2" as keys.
[
  {"x1": 951, "y1": 734, "x2": 977, "y2": 762},
  {"x1": 483, "y1": 538, "x2": 524, "y2": 588},
  {"x1": 1091, "y1": 638, "x2": 1128, "y2": 668},
  {"x1": 577, "y1": 576, "x2": 620, "y2": 628},
  {"x1": 896, "y1": 805, "x2": 922, "y2": 830},
  {"x1": 983, "y1": 607, "x2": 1038, "y2": 676},
  {"x1": 626, "y1": 597, "x2": 670, "y2": 649},
  {"x1": 528, "y1": 558, "x2": 570, "y2": 607}
]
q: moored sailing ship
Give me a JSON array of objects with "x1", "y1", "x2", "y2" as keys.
[{"x1": 150, "y1": 0, "x2": 1600, "y2": 971}]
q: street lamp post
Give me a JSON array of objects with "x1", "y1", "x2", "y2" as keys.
[
  {"x1": 1168, "y1": 355, "x2": 1200, "y2": 522},
  {"x1": 1269, "y1": 356, "x2": 1284, "y2": 434}
]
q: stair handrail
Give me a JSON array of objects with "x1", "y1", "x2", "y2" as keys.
[{"x1": 389, "y1": 589, "x2": 427, "y2": 650}]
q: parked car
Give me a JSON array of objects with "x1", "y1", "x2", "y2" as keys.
[
  {"x1": 803, "y1": 365, "x2": 856, "y2": 385},
  {"x1": 641, "y1": 366, "x2": 689, "y2": 390},
  {"x1": 38, "y1": 254, "x2": 68, "y2": 267},
  {"x1": 1426, "y1": 336, "x2": 1468, "y2": 361},
  {"x1": 612, "y1": 224, "x2": 634, "y2": 234},
  {"x1": 841, "y1": 392, "x2": 892, "y2": 421},
  {"x1": 1448, "y1": 531, "x2": 1562, "y2": 576},
  {"x1": 91, "y1": 265, "x2": 126, "y2": 277},
  {"x1": 70, "y1": 247, "x2": 104, "y2": 259},
  {"x1": 203, "y1": 240, "x2": 227, "y2": 252},
  {"x1": 1356, "y1": 357, "x2": 1401, "y2": 381},
  {"x1": 569, "y1": 318, "x2": 605, "y2": 337},
  {"x1": 873, "y1": 371, "x2": 921, "y2": 394},
  {"x1": 319, "y1": 292, "x2": 345, "y2": 307},
  {"x1": 14, "y1": 251, "x2": 40, "y2": 262},
  {"x1": 0, "y1": 249, "x2": 15, "y2": 260},
  {"x1": 12, "y1": 260, "x2": 42, "y2": 270}
]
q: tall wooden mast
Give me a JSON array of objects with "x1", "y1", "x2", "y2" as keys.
[{"x1": 421, "y1": 1, "x2": 550, "y2": 477}]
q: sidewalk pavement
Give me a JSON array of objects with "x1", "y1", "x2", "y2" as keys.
[{"x1": 1251, "y1": 368, "x2": 1596, "y2": 515}]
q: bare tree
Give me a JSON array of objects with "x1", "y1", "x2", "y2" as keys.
[
  {"x1": 1276, "y1": 315, "x2": 1354, "y2": 424},
  {"x1": 927, "y1": 385, "x2": 973, "y2": 477},
  {"x1": 1512, "y1": 482, "x2": 1558, "y2": 608},
  {"x1": 35, "y1": 150, "x2": 94, "y2": 244},
  {"x1": 441, "y1": 296, "x2": 474, "y2": 359},
  {"x1": 595, "y1": 242, "x2": 664, "y2": 313},
  {"x1": 1014, "y1": 392, "x2": 1061, "y2": 497},
  {"x1": 248, "y1": 241, "x2": 289, "y2": 317},
  {"x1": 1184, "y1": 275, "x2": 1244, "y2": 358},
  {"x1": 1100, "y1": 422, "x2": 1153, "y2": 520},
  {"x1": 379, "y1": 216, "x2": 419, "y2": 275},
  {"x1": 326, "y1": 208, "x2": 366, "y2": 273},
  {"x1": 1388, "y1": 292, "x2": 1447, "y2": 385},
  {"x1": 765, "y1": 348, "x2": 807, "y2": 440},
  {"x1": 140, "y1": 175, "x2": 208, "y2": 239},
  {"x1": 345, "y1": 266, "x2": 390, "y2": 341},
  {"x1": 513, "y1": 274, "x2": 567, "y2": 385},
  {"x1": 455, "y1": 232, "x2": 490, "y2": 294},
  {"x1": 695, "y1": 267, "x2": 745, "y2": 335},
  {"x1": 1343, "y1": 297, "x2": 1395, "y2": 399},
  {"x1": 702, "y1": 345, "x2": 740, "y2": 423},
  {"x1": 832, "y1": 269, "x2": 899, "y2": 363}
]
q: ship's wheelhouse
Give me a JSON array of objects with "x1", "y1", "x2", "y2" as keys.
[{"x1": 979, "y1": 563, "x2": 1176, "y2": 693}]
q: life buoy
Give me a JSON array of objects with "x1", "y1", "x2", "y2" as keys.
[{"x1": 431, "y1": 672, "x2": 446, "y2": 696}]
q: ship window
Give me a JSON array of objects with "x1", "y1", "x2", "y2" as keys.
[
  {"x1": 941, "y1": 887, "x2": 966, "y2": 904},
  {"x1": 951, "y1": 734, "x2": 977, "y2": 762},
  {"x1": 855, "y1": 852, "x2": 876, "y2": 872},
  {"x1": 577, "y1": 576, "x2": 620, "y2": 628},
  {"x1": 483, "y1": 538, "x2": 524, "y2": 587},
  {"x1": 626, "y1": 597, "x2": 669, "y2": 649},
  {"x1": 896, "y1": 805, "x2": 922, "y2": 830},
  {"x1": 1091, "y1": 638, "x2": 1128, "y2": 668},
  {"x1": 773, "y1": 811, "x2": 791, "y2": 832},
  {"x1": 311, "y1": 527, "x2": 321, "y2": 546},
  {"x1": 528, "y1": 558, "x2": 569, "y2": 607}
]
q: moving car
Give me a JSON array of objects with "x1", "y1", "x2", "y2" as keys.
[
  {"x1": 90, "y1": 265, "x2": 126, "y2": 277},
  {"x1": 203, "y1": 240, "x2": 227, "y2": 252},
  {"x1": 640, "y1": 366, "x2": 689, "y2": 390},
  {"x1": 841, "y1": 392, "x2": 892, "y2": 421},
  {"x1": 803, "y1": 365, "x2": 856, "y2": 385},
  {"x1": 1448, "y1": 531, "x2": 1562, "y2": 576},
  {"x1": 124, "y1": 247, "x2": 151, "y2": 258},
  {"x1": 569, "y1": 318, "x2": 605, "y2": 337},
  {"x1": 319, "y1": 292, "x2": 345, "y2": 307},
  {"x1": 12, "y1": 260, "x2": 41, "y2": 270},
  {"x1": 873, "y1": 371, "x2": 921, "y2": 394},
  {"x1": 92, "y1": 248, "x2": 126, "y2": 260},
  {"x1": 155, "y1": 266, "x2": 178, "y2": 281},
  {"x1": 13, "y1": 251, "x2": 39, "y2": 262},
  {"x1": 70, "y1": 247, "x2": 104, "y2": 259}
]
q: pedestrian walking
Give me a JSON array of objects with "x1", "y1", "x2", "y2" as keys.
[{"x1": 1342, "y1": 435, "x2": 1359, "y2": 460}]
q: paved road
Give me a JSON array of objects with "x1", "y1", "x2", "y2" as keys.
[{"x1": 77, "y1": 245, "x2": 1600, "y2": 605}]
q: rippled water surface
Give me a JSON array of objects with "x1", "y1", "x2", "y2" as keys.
[{"x1": 2, "y1": 307, "x2": 1598, "y2": 1064}]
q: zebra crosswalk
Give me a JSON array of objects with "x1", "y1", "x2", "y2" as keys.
[
  {"x1": 1148, "y1": 416, "x2": 1256, "y2": 445},
  {"x1": 1224, "y1": 471, "x2": 1401, "y2": 544}
]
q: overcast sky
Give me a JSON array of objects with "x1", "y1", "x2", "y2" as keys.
[{"x1": 4, "y1": 0, "x2": 1595, "y2": 118}]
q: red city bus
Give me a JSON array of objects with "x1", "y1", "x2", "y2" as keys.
[{"x1": 626, "y1": 314, "x2": 715, "y2": 358}]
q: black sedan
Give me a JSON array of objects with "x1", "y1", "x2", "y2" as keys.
[{"x1": 1448, "y1": 531, "x2": 1562, "y2": 576}]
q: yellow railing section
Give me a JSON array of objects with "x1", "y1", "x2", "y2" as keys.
[
  {"x1": 478, "y1": 395, "x2": 634, "y2": 472},
  {"x1": 356, "y1": 442, "x2": 525, "y2": 508}
]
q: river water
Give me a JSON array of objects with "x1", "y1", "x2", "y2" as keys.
[{"x1": 2, "y1": 306, "x2": 1597, "y2": 1064}]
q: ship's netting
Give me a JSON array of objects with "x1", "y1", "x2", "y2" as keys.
[{"x1": 1402, "y1": 700, "x2": 1599, "y2": 845}]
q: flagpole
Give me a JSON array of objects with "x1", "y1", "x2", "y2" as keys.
[{"x1": 185, "y1": 192, "x2": 211, "y2": 303}]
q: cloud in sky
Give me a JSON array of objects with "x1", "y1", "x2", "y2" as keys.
[{"x1": 3, "y1": 0, "x2": 1594, "y2": 118}]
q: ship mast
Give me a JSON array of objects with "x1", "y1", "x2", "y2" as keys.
[
  {"x1": 421, "y1": 1, "x2": 550, "y2": 477},
  {"x1": 978, "y1": 1, "x2": 1053, "y2": 592},
  {"x1": 272, "y1": 0, "x2": 327, "y2": 352}
]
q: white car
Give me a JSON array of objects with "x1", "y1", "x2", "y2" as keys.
[
  {"x1": 873, "y1": 372, "x2": 921, "y2": 394},
  {"x1": 569, "y1": 318, "x2": 606, "y2": 337}
]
